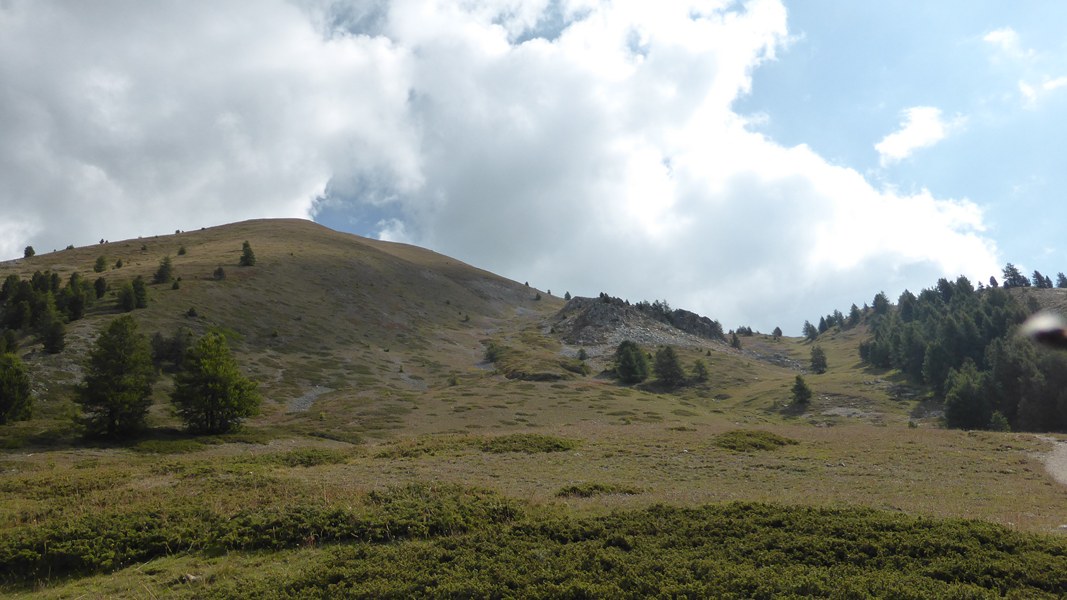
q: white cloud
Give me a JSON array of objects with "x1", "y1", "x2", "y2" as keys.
[
  {"x1": 982, "y1": 27, "x2": 1030, "y2": 58},
  {"x1": 0, "y1": 0, "x2": 1002, "y2": 333},
  {"x1": 874, "y1": 107, "x2": 964, "y2": 166}
]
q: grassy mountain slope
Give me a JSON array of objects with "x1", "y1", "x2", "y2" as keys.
[{"x1": 2, "y1": 219, "x2": 1065, "y2": 596}]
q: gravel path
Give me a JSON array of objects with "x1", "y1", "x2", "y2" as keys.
[{"x1": 1037, "y1": 435, "x2": 1067, "y2": 487}]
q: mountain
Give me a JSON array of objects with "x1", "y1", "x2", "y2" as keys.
[{"x1": 1, "y1": 219, "x2": 1065, "y2": 597}]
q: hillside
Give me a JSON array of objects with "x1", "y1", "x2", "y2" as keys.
[{"x1": 1, "y1": 219, "x2": 1065, "y2": 597}]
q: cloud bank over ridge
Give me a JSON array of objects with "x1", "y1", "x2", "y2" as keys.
[{"x1": 0, "y1": 0, "x2": 1000, "y2": 332}]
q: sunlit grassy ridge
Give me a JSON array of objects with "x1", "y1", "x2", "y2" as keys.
[{"x1": 2, "y1": 219, "x2": 1066, "y2": 597}]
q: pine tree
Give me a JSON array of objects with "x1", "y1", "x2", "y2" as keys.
[
  {"x1": 153, "y1": 255, "x2": 174, "y2": 284},
  {"x1": 791, "y1": 375, "x2": 812, "y2": 406},
  {"x1": 613, "y1": 340, "x2": 649, "y2": 384},
  {"x1": 132, "y1": 276, "x2": 148, "y2": 308},
  {"x1": 1058, "y1": 273, "x2": 1067, "y2": 289},
  {"x1": 172, "y1": 332, "x2": 260, "y2": 433},
  {"x1": 802, "y1": 320, "x2": 818, "y2": 341},
  {"x1": 239, "y1": 241, "x2": 256, "y2": 267},
  {"x1": 23, "y1": 246, "x2": 34, "y2": 259},
  {"x1": 94, "y1": 255, "x2": 107, "y2": 273},
  {"x1": 772, "y1": 326, "x2": 783, "y2": 340},
  {"x1": 810, "y1": 345, "x2": 828, "y2": 374},
  {"x1": 691, "y1": 359, "x2": 709, "y2": 383},
  {"x1": 77, "y1": 316, "x2": 156, "y2": 437},
  {"x1": 653, "y1": 346, "x2": 686, "y2": 388},
  {"x1": 0, "y1": 353, "x2": 32, "y2": 424}
]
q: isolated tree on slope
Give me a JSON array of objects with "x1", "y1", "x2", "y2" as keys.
[
  {"x1": 239, "y1": 241, "x2": 256, "y2": 267},
  {"x1": 653, "y1": 346, "x2": 686, "y2": 388},
  {"x1": 77, "y1": 315, "x2": 156, "y2": 437},
  {"x1": 791, "y1": 375, "x2": 812, "y2": 406},
  {"x1": 810, "y1": 345, "x2": 828, "y2": 374},
  {"x1": 172, "y1": 332, "x2": 260, "y2": 434},
  {"x1": 613, "y1": 340, "x2": 649, "y2": 384}
]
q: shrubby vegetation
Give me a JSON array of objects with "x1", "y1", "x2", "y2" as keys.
[
  {"x1": 712, "y1": 429, "x2": 799, "y2": 452},
  {"x1": 613, "y1": 340, "x2": 649, "y2": 384},
  {"x1": 2, "y1": 487, "x2": 1063, "y2": 597}
]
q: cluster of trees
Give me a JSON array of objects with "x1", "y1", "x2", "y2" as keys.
[
  {"x1": 76, "y1": 316, "x2": 260, "y2": 437},
  {"x1": 858, "y1": 273, "x2": 1067, "y2": 432},
  {"x1": 993, "y1": 263, "x2": 1067, "y2": 290},
  {"x1": 612, "y1": 340, "x2": 708, "y2": 389},
  {"x1": 0, "y1": 271, "x2": 106, "y2": 354},
  {"x1": 802, "y1": 304, "x2": 865, "y2": 341}
]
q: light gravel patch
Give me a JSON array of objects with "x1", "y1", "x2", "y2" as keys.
[
  {"x1": 287, "y1": 385, "x2": 331, "y2": 412},
  {"x1": 1036, "y1": 435, "x2": 1067, "y2": 488}
]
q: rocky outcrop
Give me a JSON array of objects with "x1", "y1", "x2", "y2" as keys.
[{"x1": 550, "y1": 295, "x2": 726, "y2": 347}]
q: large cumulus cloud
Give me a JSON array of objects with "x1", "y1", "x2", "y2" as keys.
[{"x1": 0, "y1": 0, "x2": 999, "y2": 332}]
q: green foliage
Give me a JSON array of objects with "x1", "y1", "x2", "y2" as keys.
[
  {"x1": 152, "y1": 255, "x2": 174, "y2": 284},
  {"x1": 117, "y1": 282, "x2": 135, "y2": 312},
  {"x1": 0, "y1": 353, "x2": 31, "y2": 424},
  {"x1": 1002, "y1": 262, "x2": 1029, "y2": 288},
  {"x1": 479, "y1": 433, "x2": 577, "y2": 454},
  {"x1": 810, "y1": 345, "x2": 827, "y2": 374},
  {"x1": 213, "y1": 266, "x2": 226, "y2": 280},
  {"x1": 177, "y1": 244, "x2": 187, "y2": 256},
  {"x1": 691, "y1": 358, "x2": 709, "y2": 383},
  {"x1": 39, "y1": 312, "x2": 65, "y2": 354},
  {"x1": 172, "y1": 332, "x2": 260, "y2": 434},
  {"x1": 556, "y1": 482, "x2": 641, "y2": 498},
  {"x1": 9, "y1": 497, "x2": 1059, "y2": 597},
  {"x1": 772, "y1": 325, "x2": 782, "y2": 339},
  {"x1": 23, "y1": 246, "x2": 34, "y2": 258},
  {"x1": 791, "y1": 375, "x2": 812, "y2": 406},
  {"x1": 151, "y1": 327, "x2": 193, "y2": 372},
  {"x1": 944, "y1": 360, "x2": 992, "y2": 429},
  {"x1": 93, "y1": 255, "x2": 107, "y2": 273},
  {"x1": 93, "y1": 276, "x2": 107, "y2": 299},
  {"x1": 239, "y1": 240, "x2": 256, "y2": 266},
  {"x1": 858, "y1": 275, "x2": 1067, "y2": 432},
  {"x1": 653, "y1": 345, "x2": 686, "y2": 387},
  {"x1": 730, "y1": 331, "x2": 742, "y2": 349},
  {"x1": 76, "y1": 316, "x2": 156, "y2": 437},
  {"x1": 613, "y1": 340, "x2": 649, "y2": 384},
  {"x1": 713, "y1": 429, "x2": 799, "y2": 452},
  {"x1": 132, "y1": 276, "x2": 147, "y2": 308},
  {"x1": 802, "y1": 320, "x2": 818, "y2": 341}
]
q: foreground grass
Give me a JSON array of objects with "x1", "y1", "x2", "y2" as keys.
[{"x1": 4, "y1": 484, "x2": 1065, "y2": 598}]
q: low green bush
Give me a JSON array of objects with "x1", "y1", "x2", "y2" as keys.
[
  {"x1": 479, "y1": 433, "x2": 577, "y2": 454},
  {"x1": 712, "y1": 429, "x2": 799, "y2": 452}
]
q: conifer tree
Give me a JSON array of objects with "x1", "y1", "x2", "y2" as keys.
[
  {"x1": 0, "y1": 353, "x2": 32, "y2": 424},
  {"x1": 239, "y1": 241, "x2": 256, "y2": 266},
  {"x1": 810, "y1": 345, "x2": 828, "y2": 374},
  {"x1": 653, "y1": 346, "x2": 686, "y2": 388},
  {"x1": 77, "y1": 316, "x2": 155, "y2": 437},
  {"x1": 132, "y1": 276, "x2": 148, "y2": 308},
  {"x1": 613, "y1": 340, "x2": 649, "y2": 384},
  {"x1": 172, "y1": 332, "x2": 260, "y2": 433},
  {"x1": 94, "y1": 255, "x2": 107, "y2": 273},
  {"x1": 153, "y1": 255, "x2": 174, "y2": 284},
  {"x1": 791, "y1": 375, "x2": 812, "y2": 406}
]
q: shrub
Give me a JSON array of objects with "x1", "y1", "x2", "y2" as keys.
[
  {"x1": 480, "y1": 434, "x2": 577, "y2": 454},
  {"x1": 713, "y1": 429, "x2": 799, "y2": 452}
]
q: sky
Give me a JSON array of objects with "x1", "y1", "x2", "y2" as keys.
[{"x1": 2, "y1": 0, "x2": 1066, "y2": 334}]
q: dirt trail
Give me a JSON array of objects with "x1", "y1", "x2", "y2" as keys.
[{"x1": 1037, "y1": 435, "x2": 1067, "y2": 487}]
